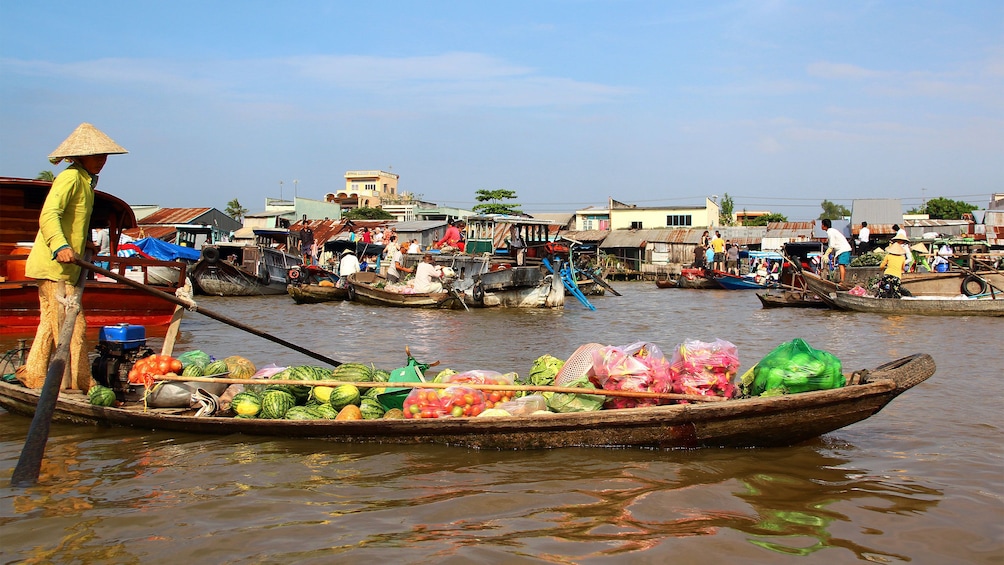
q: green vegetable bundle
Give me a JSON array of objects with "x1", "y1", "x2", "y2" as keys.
[{"x1": 741, "y1": 339, "x2": 845, "y2": 397}]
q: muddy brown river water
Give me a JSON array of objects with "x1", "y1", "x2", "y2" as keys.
[{"x1": 2, "y1": 283, "x2": 1002, "y2": 563}]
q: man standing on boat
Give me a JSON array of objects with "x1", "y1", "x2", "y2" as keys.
[
  {"x1": 17, "y1": 123, "x2": 128, "y2": 392},
  {"x1": 821, "y1": 218, "x2": 853, "y2": 284}
]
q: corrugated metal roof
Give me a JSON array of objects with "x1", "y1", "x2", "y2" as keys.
[
  {"x1": 123, "y1": 225, "x2": 177, "y2": 241},
  {"x1": 599, "y1": 230, "x2": 650, "y2": 248},
  {"x1": 764, "y1": 222, "x2": 815, "y2": 239},
  {"x1": 138, "y1": 207, "x2": 212, "y2": 225},
  {"x1": 558, "y1": 230, "x2": 609, "y2": 243}
]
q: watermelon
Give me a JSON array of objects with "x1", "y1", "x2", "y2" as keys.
[
  {"x1": 259, "y1": 390, "x2": 296, "y2": 419},
  {"x1": 329, "y1": 384, "x2": 361, "y2": 411},
  {"x1": 88, "y1": 385, "x2": 117, "y2": 407},
  {"x1": 204, "y1": 360, "x2": 228, "y2": 376},
  {"x1": 182, "y1": 363, "x2": 204, "y2": 377},
  {"x1": 224, "y1": 356, "x2": 257, "y2": 379},
  {"x1": 360, "y1": 397, "x2": 386, "y2": 419},
  {"x1": 285, "y1": 406, "x2": 321, "y2": 420},
  {"x1": 310, "y1": 385, "x2": 335, "y2": 404},
  {"x1": 313, "y1": 403, "x2": 339, "y2": 419},
  {"x1": 363, "y1": 386, "x2": 386, "y2": 399},
  {"x1": 268, "y1": 365, "x2": 320, "y2": 404},
  {"x1": 231, "y1": 391, "x2": 262, "y2": 418},
  {"x1": 371, "y1": 369, "x2": 390, "y2": 382},
  {"x1": 331, "y1": 363, "x2": 373, "y2": 382}
]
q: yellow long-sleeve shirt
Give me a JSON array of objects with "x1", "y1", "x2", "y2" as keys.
[
  {"x1": 24, "y1": 165, "x2": 95, "y2": 283},
  {"x1": 879, "y1": 253, "x2": 906, "y2": 278}
]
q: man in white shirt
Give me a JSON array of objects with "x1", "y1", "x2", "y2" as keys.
[
  {"x1": 338, "y1": 249, "x2": 360, "y2": 278},
  {"x1": 856, "y1": 221, "x2": 870, "y2": 253},
  {"x1": 386, "y1": 245, "x2": 412, "y2": 283},
  {"x1": 822, "y1": 218, "x2": 853, "y2": 283},
  {"x1": 413, "y1": 253, "x2": 443, "y2": 293}
]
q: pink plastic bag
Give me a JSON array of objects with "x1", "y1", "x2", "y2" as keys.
[
  {"x1": 588, "y1": 342, "x2": 672, "y2": 409},
  {"x1": 668, "y1": 339, "x2": 740, "y2": 400}
]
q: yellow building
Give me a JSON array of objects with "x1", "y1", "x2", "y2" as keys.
[
  {"x1": 575, "y1": 198, "x2": 721, "y2": 231},
  {"x1": 325, "y1": 170, "x2": 399, "y2": 208}
]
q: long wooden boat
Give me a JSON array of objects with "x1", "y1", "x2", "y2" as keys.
[
  {"x1": 655, "y1": 277, "x2": 678, "y2": 289},
  {"x1": 709, "y1": 270, "x2": 774, "y2": 290},
  {"x1": 346, "y1": 271, "x2": 464, "y2": 309},
  {"x1": 802, "y1": 270, "x2": 851, "y2": 308},
  {"x1": 0, "y1": 354, "x2": 935, "y2": 449},
  {"x1": 756, "y1": 290, "x2": 829, "y2": 309},
  {"x1": 1, "y1": 177, "x2": 185, "y2": 334},
  {"x1": 829, "y1": 291, "x2": 1004, "y2": 317}
]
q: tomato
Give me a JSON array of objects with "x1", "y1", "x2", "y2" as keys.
[
  {"x1": 489, "y1": 391, "x2": 501, "y2": 403},
  {"x1": 169, "y1": 358, "x2": 182, "y2": 372},
  {"x1": 451, "y1": 406, "x2": 464, "y2": 418},
  {"x1": 128, "y1": 368, "x2": 140, "y2": 383},
  {"x1": 157, "y1": 360, "x2": 171, "y2": 375}
]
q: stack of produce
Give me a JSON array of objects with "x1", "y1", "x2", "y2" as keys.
[
  {"x1": 588, "y1": 342, "x2": 674, "y2": 409},
  {"x1": 436, "y1": 370, "x2": 517, "y2": 409},
  {"x1": 128, "y1": 354, "x2": 183, "y2": 388},
  {"x1": 228, "y1": 362, "x2": 397, "y2": 420},
  {"x1": 402, "y1": 386, "x2": 487, "y2": 419},
  {"x1": 740, "y1": 339, "x2": 844, "y2": 397},
  {"x1": 667, "y1": 339, "x2": 740, "y2": 400},
  {"x1": 527, "y1": 354, "x2": 604, "y2": 413}
]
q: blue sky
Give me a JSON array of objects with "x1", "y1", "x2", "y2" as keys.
[{"x1": 2, "y1": 1, "x2": 1001, "y2": 220}]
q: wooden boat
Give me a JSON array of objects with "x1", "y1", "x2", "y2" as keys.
[
  {"x1": 346, "y1": 271, "x2": 464, "y2": 309},
  {"x1": 677, "y1": 268, "x2": 718, "y2": 289},
  {"x1": 0, "y1": 354, "x2": 936, "y2": 449},
  {"x1": 829, "y1": 291, "x2": 1004, "y2": 317},
  {"x1": 286, "y1": 265, "x2": 348, "y2": 304},
  {"x1": 756, "y1": 290, "x2": 829, "y2": 309},
  {"x1": 655, "y1": 277, "x2": 678, "y2": 289},
  {"x1": 1, "y1": 177, "x2": 186, "y2": 334},
  {"x1": 190, "y1": 232, "x2": 302, "y2": 296},
  {"x1": 802, "y1": 270, "x2": 851, "y2": 308},
  {"x1": 709, "y1": 270, "x2": 775, "y2": 290}
]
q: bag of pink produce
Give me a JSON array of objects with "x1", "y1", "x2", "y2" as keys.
[
  {"x1": 588, "y1": 342, "x2": 673, "y2": 409},
  {"x1": 668, "y1": 339, "x2": 740, "y2": 400}
]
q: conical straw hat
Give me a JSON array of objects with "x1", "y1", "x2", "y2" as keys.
[{"x1": 48, "y1": 123, "x2": 128, "y2": 164}]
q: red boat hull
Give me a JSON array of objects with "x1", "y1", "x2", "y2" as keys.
[{"x1": 0, "y1": 280, "x2": 178, "y2": 335}]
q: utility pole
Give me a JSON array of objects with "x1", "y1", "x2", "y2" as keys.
[
  {"x1": 293, "y1": 179, "x2": 298, "y2": 199},
  {"x1": 279, "y1": 180, "x2": 284, "y2": 200}
]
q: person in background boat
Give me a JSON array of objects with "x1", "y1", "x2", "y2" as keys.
[
  {"x1": 821, "y1": 218, "x2": 853, "y2": 284},
  {"x1": 711, "y1": 231, "x2": 726, "y2": 271},
  {"x1": 877, "y1": 236, "x2": 909, "y2": 298},
  {"x1": 17, "y1": 123, "x2": 128, "y2": 393},
  {"x1": 299, "y1": 225, "x2": 314, "y2": 265},
  {"x1": 705, "y1": 245, "x2": 715, "y2": 270},
  {"x1": 92, "y1": 227, "x2": 110, "y2": 269},
  {"x1": 383, "y1": 234, "x2": 399, "y2": 261},
  {"x1": 338, "y1": 248, "x2": 360, "y2": 279},
  {"x1": 725, "y1": 241, "x2": 740, "y2": 275},
  {"x1": 931, "y1": 243, "x2": 954, "y2": 273},
  {"x1": 407, "y1": 239, "x2": 421, "y2": 254},
  {"x1": 413, "y1": 253, "x2": 444, "y2": 293},
  {"x1": 856, "y1": 221, "x2": 870, "y2": 254},
  {"x1": 509, "y1": 225, "x2": 527, "y2": 266},
  {"x1": 361, "y1": 228, "x2": 372, "y2": 244},
  {"x1": 373, "y1": 227, "x2": 384, "y2": 245},
  {"x1": 692, "y1": 242, "x2": 706, "y2": 269},
  {"x1": 386, "y1": 241, "x2": 413, "y2": 283},
  {"x1": 701, "y1": 230, "x2": 711, "y2": 249},
  {"x1": 909, "y1": 242, "x2": 932, "y2": 273},
  {"x1": 434, "y1": 220, "x2": 463, "y2": 253}
]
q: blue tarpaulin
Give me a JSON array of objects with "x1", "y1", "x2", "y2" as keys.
[{"x1": 121, "y1": 238, "x2": 202, "y2": 262}]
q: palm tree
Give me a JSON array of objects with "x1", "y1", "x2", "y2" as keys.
[
  {"x1": 36, "y1": 170, "x2": 55, "y2": 181},
  {"x1": 226, "y1": 198, "x2": 249, "y2": 222}
]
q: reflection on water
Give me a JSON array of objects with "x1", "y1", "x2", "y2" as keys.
[{"x1": 1, "y1": 284, "x2": 1001, "y2": 562}]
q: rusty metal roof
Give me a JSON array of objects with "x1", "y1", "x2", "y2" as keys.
[
  {"x1": 123, "y1": 225, "x2": 177, "y2": 241},
  {"x1": 138, "y1": 207, "x2": 212, "y2": 225},
  {"x1": 558, "y1": 230, "x2": 609, "y2": 243}
]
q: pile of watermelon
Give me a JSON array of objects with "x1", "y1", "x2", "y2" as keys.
[{"x1": 229, "y1": 362, "x2": 402, "y2": 421}]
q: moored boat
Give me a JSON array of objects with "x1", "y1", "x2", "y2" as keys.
[
  {"x1": 190, "y1": 232, "x2": 302, "y2": 296},
  {"x1": 677, "y1": 268, "x2": 718, "y2": 289},
  {"x1": 286, "y1": 264, "x2": 348, "y2": 304},
  {"x1": 829, "y1": 291, "x2": 1004, "y2": 317},
  {"x1": 756, "y1": 290, "x2": 829, "y2": 309},
  {"x1": 0, "y1": 177, "x2": 187, "y2": 333},
  {"x1": 0, "y1": 353, "x2": 936, "y2": 449}
]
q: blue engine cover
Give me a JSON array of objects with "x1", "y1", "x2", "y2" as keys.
[{"x1": 98, "y1": 324, "x2": 146, "y2": 349}]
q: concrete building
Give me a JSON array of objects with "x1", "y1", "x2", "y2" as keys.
[
  {"x1": 326, "y1": 170, "x2": 400, "y2": 209},
  {"x1": 574, "y1": 197, "x2": 721, "y2": 231}
]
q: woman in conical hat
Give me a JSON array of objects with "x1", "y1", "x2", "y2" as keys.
[{"x1": 17, "y1": 123, "x2": 128, "y2": 392}]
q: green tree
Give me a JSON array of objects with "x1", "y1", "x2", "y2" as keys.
[
  {"x1": 472, "y1": 189, "x2": 522, "y2": 215},
  {"x1": 343, "y1": 207, "x2": 394, "y2": 220},
  {"x1": 718, "y1": 193, "x2": 735, "y2": 226},
  {"x1": 746, "y1": 212, "x2": 788, "y2": 226},
  {"x1": 36, "y1": 170, "x2": 55, "y2": 181},
  {"x1": 818, "y1": 200, "x2": 850, "y2": 220},
  {"x1": 922, "y1": 197, "x2": 977, "y2": 220},
  {"x1": 225, "y1": 198, "x2": 249, "y2": 222}
]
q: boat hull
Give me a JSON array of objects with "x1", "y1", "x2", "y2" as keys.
[
  {"x1": 287, "y1": 284, "x2": 349, "y2": 304},
  {"x1": 756, "y1": 290, "x2": 830, "y2": 309},
  {"x1": 347, "y1": 272, "x2": 461, "y2": 308},
  {"x1": 0, "y1": 354, "x2": 936, "y2": 450},
  {"x1": 830, "y1": 292, "x2": 1004, "y2": 316}
]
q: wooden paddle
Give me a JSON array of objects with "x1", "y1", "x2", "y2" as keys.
[
  {"x1": 157, "y1": 374, "x2": 728, "y2": 403},
  {"x1": 11, "y1": 263, "x2": 88, "y2": 487},
  {"x1": 73, "y1": 259, "x2": 344, "y2": 367}
]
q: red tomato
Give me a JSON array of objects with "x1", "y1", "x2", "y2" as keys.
[
  {"x1": 156, "y1": 360, "x2": 171, "y2": 375},
  {"x1": 169, "y1": 358, "x2": 182, "y2": 372},
  {"x1": 489, "y1": 392, "x2": 501, "y2": 403}
]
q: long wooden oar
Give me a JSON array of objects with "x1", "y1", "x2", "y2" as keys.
[
  {"x1": 11, "y1": 267, "x2": 88, "y2": 486},
  {"x1": 156, "y1": 374, "x2": 728, "y2": 403},
  {"x1": 74, "y1": 259, "x2": 343, "y2": 367}
]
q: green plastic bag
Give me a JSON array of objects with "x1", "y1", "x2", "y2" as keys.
[
  {"x1": 742, "y1": 339, "x2": 844, "y2": 397},
  {"x1": 541, "y1": 375, "x2": 605, "y2": 413}
]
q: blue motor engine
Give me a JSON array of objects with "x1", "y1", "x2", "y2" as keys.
[{"x1": 91, "y1": 324, "x2": 154, "y2": 402}]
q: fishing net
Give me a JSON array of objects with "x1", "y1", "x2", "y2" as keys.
[{"x1": 554, "y1": 343, "x2": 605, "y2": 386}]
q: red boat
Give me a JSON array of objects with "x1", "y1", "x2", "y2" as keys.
[{"x1": 0, "y1": 177, "x2": 186, "y2": 335}]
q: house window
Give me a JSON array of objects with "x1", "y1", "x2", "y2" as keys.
[
  {"x1": 666, "y1": 214, "x2": 692, "y2": 226},
  {"x1": 365, "y1": 183, "x2": 376, "y2": 191},
  {"x1": 630, "y1": 221, "x2": 643, "y2": 230}
]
